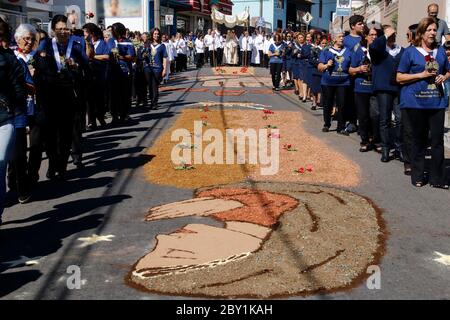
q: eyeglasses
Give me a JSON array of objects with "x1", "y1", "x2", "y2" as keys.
[
  {"x1": 21, "y1": 36, "x2": 36, "y2": 42},
  {"x1": 55, "y1": 28, "x2": 70, "y2": 33}
]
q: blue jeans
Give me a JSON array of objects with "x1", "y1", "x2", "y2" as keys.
[
  {"x1": 376, "y1": 91, "x2": 401, "y2": 150},
  {"x1": 0, "y1": 120, "x2": 15, "y2": 218}
]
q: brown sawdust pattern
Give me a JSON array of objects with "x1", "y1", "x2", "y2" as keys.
[
  {"x1": 143, "y1": 108, "x2": 360, "y2": 189},
  {"x1": 143, "y1": 109, "x2": 254, "y2": 188},
  {"x1": 232, "y1": 109, "x2": 361, "y2": 187},
  {"x1": 214, "y1": 89, "x2": 247, "y2": 96},
  {"x1": 197, "y1": 188, "x2": 298, "y2": 227}
]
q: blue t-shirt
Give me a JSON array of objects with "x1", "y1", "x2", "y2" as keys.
[
  {"x1": 112, "y1": 38, "x2": 136, "y2": 74},
  {"x1": 319, "y1": 47, "x2": 352, "y2": 86},
  {"x1": 142, "y1": 43, "x2": 168, "y2": 72},
  {"x1": 351, "y1": 47, "x2": 373, "y2": 94},
  {"x1": 397, "y1": 46, "x2": 450, "y2": 109},
  {"x1": 269, "y1": 43, "x2": 285, "y2": 64},
  {"x1": 344, "y1": 34, "x2": 362, "y2": 52},
  {"x1": 92, "y1": 39, "x2": 110, "y2": 80},
  {"x1": 283, "y1": 41, "x2": 293, "y2": 61}
]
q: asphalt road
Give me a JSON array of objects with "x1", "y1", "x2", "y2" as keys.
[{"x1": 1, "y1": 66, "x2": 449, "y2": 300}]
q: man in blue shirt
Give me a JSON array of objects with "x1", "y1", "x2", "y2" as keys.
[{"x1": 343, "y1": 15, "x2": 365, "y2": 134}]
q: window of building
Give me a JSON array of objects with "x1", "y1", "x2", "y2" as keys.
[
  {"x1": 276, "y1": 0, "x2": 284, "y2": 9},
  {"x1": 319, "y1": 0, "x2": 323, "y2": 18},
  {"x1": 277, "y1": 19, "x2": 282, "y2": 29}
]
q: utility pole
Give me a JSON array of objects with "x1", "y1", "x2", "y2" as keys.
[
  {"x1": 260, "y1": 0, "x2": 263, "y2": 17},
  {"x1": 154, "y1": 0, "x2": 161, "y2": 28}
]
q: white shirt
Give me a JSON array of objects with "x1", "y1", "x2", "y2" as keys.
[
  {"x1": 169, "y1": 39, "x2": 177, "y2": 57},
  {"x1": 254, "y1": 34, "x2": 264, "y2": 51},
  {"x1": 240, "y1": 36, "x2": 253, "y2": 51},
  {"x1": 175, "y1": 38, "x2": 187, "y2": 55},
  {"x1": 263, "y1": 38, "x2": 272, "y2": 54},
  {"x1": 195, "y1": 39, "x2": 205, "y2": 53},
  {"x1": 163, "y1": 41, "x2": 174, "y2": 61},
  {"x1": 204, "y1": 34, "x2": 213, "y2": 49}
]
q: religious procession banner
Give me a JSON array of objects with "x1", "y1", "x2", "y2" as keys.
[{"x1": 211, "y1": 7, "x2": 249, "y2": 28}]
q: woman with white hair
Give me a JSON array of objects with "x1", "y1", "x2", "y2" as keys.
[
  {"x1": 8, "y1": 23, "x2": 38, "y2": 204},
  {"x1": 0, "y1": 19, "x2": 27, "y2": 221},
  {"x1": 318, "y1": 29, "x2": 352, "y2": 135}
]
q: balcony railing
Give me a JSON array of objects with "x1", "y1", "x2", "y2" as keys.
[{"x1": 384, "y1": 0, "x2": 398, "y2": 17}]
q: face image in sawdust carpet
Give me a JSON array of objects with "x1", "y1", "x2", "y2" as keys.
[
  {"x1": 127, "y1": 182, "x2": 385, "y2": 298},
  {"x1": 127, "y1": 105, "x2": 386, "y2": 298}
]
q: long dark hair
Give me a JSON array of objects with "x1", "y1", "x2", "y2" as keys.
[
  {"x1": 111, "y1": 22, "x2": 126, "y2": 39},
  {"x1": 149, "y1": 27, "x2": 161, "y2": 44}
]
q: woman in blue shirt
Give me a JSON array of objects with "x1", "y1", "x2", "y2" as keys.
[
  {"x1": 268, "y1": 34, "x2": 285, "y2": 91},
  {"x1": 349, "y1": 27, "x2": 381, "y2": 152},
  {"x1": 109, "y1": 22, "x2": 136, "y2": 125},
  {"x1": 397, "y1": 17, "x2": 450, "y2": 189},
  {"x1": 83, "y1": 23, "x2": 109, "y2": 130},
  {"x1": 309, "y1": 37, "x2": 327, "y2": 110},
  {"x1": 292, "y1": 33, "x2": 310, "y2": 101},
  {"x1": 9, "y1": 23, "x2": 37, "y2": 204},
  {"x1": 318, "y1": 29, "x2": 352, "y2": 135},
  {"x1": 142, "y1": 28, "x2": 167, "y2": 109}
]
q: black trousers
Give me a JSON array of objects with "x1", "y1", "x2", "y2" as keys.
[
  {"x1": 209, "y1": 50, "x2": 217, "y2": 67},
  {"x1": 270, "y1": 63, "x2": 282, "y2": 89},
  {"x1": 401, "y1": 108, "x2": 414, "y2": 165},
  {"x1": 258, "y1": 50, "x2": 264, "y2": 67},
  {"x1": 321, "y1": 85, "x2": 348, "y2": 131},
  {"x1": 110, "y1": 71, "x2": 133, "y2": 120},
  {"x1": 241, "y1": 51, "x2": 252, "y2": 67},
  {"x1": 43, "y1": 86, "x2": 77, "y2": 175},
  {"x1": 405, "y1": 108, "x2": 446, "y2": 186},
  {"x1": 204, "y1": 48, "x2": 209, "y2": 63},
  {"x1": 7, "y1": 127, "x2": 28, "y2": 196},
  {"x1": 176, "y1": 54, "x2": 187, "y2": 72},
  {"x1": 355, "y1": 92, "x2": 380, "y2": 145},
  {"x1": 134, "y1": 68, "x2": 147, "y2": 105},
  {"x1": 145, "y1": 70, "x2": 162, "y2": 106},
  {"x1": 264, "y1": 54, "x2": 270, "y2": 69},
  {"x1": 217, "y1": 48, "x2": 224, "y2": 66},
  {"x1": 196, "y1": 53, "x2": 204, "y2": 68},
  {"x1": 87, "y1": 77, "x2": 107, "y2": 125},
  {"x1": 376, "y1": 91, "x2": 401, "y2": 150}
]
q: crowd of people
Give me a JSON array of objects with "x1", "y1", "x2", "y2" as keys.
[
  {"x1": 267, "y1": 3, "x2": 450, "y2": 190},
  {"x1": 0, "y1": 3, "x2": 450, "y2": 223}
]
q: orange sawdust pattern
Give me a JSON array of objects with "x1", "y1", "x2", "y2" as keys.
[
  {"x1": 213, "y1": 89, "x2": 246, "y2": 96},
  {"x1": 143, "y1": 109, "x2": 254, "y2": 189},
  {"x1": 212, "y1": 67, "x2": 255, "y2": 75},
  {"x1": 196, "y1": 188, "x2": 298, "y2": 227},
  {"x1": 249, "y1": 89, "x2": 274, "y2": 95}
]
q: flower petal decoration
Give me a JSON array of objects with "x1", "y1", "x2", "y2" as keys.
[{"x1": 306, "y1": 164, "x2": 313, "y2": 172}]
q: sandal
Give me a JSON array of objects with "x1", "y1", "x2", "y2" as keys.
[
  {"x1": 359, "y1": 145, "x2": 371, "y2": 152},
  {"x1": 404, "y1": 163, "x2": 412, "y2": 176},
  {"x1": 430, "y1": 184, "x2": 449, "y2": 190}
]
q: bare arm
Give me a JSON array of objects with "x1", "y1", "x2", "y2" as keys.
[
  {"x1": 349, "y1": 65, "x2": 369, "y2": 76},
  {"x1": 318, "y1": 59, "x2": 333, "y2": 73}
]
